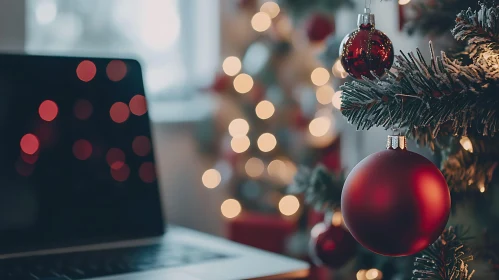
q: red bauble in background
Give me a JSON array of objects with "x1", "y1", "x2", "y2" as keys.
[
  {"x1": 341, "y1": 136, "x2": 451, "y2": 256},
  {"x1": 306, "y1": 14, "x2": 335, "y2": 43},
  {"x1": 339, "y1": 10, "x2": 394, "y2": 79},
  {"x1": 209, "y1": 73, "x2": 232, "y2": 93},
  {"x1": 309, "y1": 222, "x2": 357, "y2": 269}
]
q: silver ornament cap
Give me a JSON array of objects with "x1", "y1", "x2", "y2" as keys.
[
  {"x1": 358, "y1": 8, "x2": 375, "y2": 26},
  {"x1": 386, "y1": 135, "x2": 407, "y2": 150}
]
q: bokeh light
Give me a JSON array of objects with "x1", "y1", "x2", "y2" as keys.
[
  {"x1": 111, "y1": 163, "x2": 130, "y2": 182},
  {"x1": 20, "y1": 134, "x2": 40, "y2": 155},
  {"x1": 106, "y1": 148, "x2": 125, "y2": 169},
  {"x1": 316, "y1": 85, "x2": 335, "y2": 105},
  {"x1": 257, "y1": 133, "x2": 277, "y2": 152},
  {"x1": 255, "y1": 100, "x2": 275, "y2": 120},
  {"x1": 332, "y1": 212, "x2": 343, "y2": 227},
  {"x1": 309, "y1": 117, "x2": 331, "y2": 137},
  {"x1": 332, "y1": 90, "x2": 343, "y2": 110},
  {"x1": 202, "y1": 169, "x2": 222, "y2": 189},
  {"x1": 399, "y1": 0, "x2": 411, "y2": 5},
  {"x1": 366, "y1": 268, "x2": 382, "y2": 280},
  {"x1": 132, "y1": 136, "x2": 151, "y2": 156},
  {"x1": 311, "y1": 67, "x2": 330, "y2": 86},
  {"x1": 251, "y1": 12, "x2": 272, "y2": 32},
  {"x1": 233, "y1": 73, "x2": 254, "y2": 94},
  {"x1": 228, "y1": 119, "x2": 250, "y2": 137},
  {"x1": 278, "y1": 195, "x2": 300, "y2": 216},
  {"x1": 221, "y1": 199, "x2": 242, "y2": 218},
  {"x1": 260, "y1": 1, "x2": 280, "y2": 18},
  {"x1": 139, "y1": 162, "x2": 156, "y2": 183},
  {"x1": 129, "y1": 94, "x2": 148, "y2": 116},
  {"x1": 39, "y1": 100, "x2": 59, "y2": 122},
  {"x1": 106, "y1": 60, "x2": 128, "y2": 82},
  {"x1": 74, "y1": 99, "x2": 93, "y2": 120},
  {"x1": 73, "y1": 139, "x2": 92, "y2": 160},
  {"x1": 76, "y1": 60, "x2": 97, "y2": 82},
  {"x1": 267, "y1": 159, "x2": 285, "y2": 178},
  {"x1": 222, "y1": 56, "x2": 242, "y2": 76},
  {"x1": 110, "y1": 102, "x2": 130, "y2": 123},
  {"x1": 356, "y1": 270, "x2": 367, "y2": 280},
  {"x1": 231, "y1": 136, "x2": 251, "y2": 153},
  {"x1": 332, "y1": 59, "x2": 348, "y2": 78},
  {"x1": 460, "y1": 136, "x2": 473, "y2": 153},
  {"x1": 245, "y1": 157, "x2": 265, "y2": 178}
]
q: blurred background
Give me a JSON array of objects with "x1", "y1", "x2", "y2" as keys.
[{"x1": 0, "y1": 0, "x2": 484, "y2": 279}]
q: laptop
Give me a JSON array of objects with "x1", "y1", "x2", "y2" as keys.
[{"x1": 0, "y1": 54, "x2": 309, "y2": 280}]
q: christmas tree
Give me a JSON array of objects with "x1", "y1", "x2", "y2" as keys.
[{"x1": 293, "y1": 2, "x2": 499, "y2": 279}]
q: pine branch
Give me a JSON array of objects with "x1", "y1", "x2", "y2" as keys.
[
  {"x1": 412, "y1": 226, "x2": 475, "y2": 280},
  {"x1": 287, "y1": 165, "x2": 344, "y2": 212}
]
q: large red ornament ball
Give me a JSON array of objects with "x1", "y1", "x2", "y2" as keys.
[
  {"x1": 309, "y1": 222, "x2": 357, "y2": 269},
  {"x1": 306, "y1": 14, "x2": 335, "y2": 43},
  {"x1": 339, "y1": 15, "x2": 394, "y2": 79},
  {"x1": 341, "y1": 144, "x2": 451, "y2": 256}
]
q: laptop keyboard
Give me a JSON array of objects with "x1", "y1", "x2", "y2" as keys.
[{"x1": 0, "y1": 243, "x2": 229, "y2": 279}]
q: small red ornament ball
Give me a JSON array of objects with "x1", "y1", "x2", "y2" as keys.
[
  {"x1": 339, "y1": 23, "x2": 394, "y2": 79},
  {"x1": 341, "y1": 147, "x2": 451, "y2": 256},
  {"x1": 309, "y1": 222, "x2": 357, "y2": 269},
  {"x1": 306, "y1": 14, "x2": 335, "y2": 43}
]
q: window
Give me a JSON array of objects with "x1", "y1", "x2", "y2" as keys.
[{"x1": 26, "y1": 0, "x2": 220, "y2": 100}]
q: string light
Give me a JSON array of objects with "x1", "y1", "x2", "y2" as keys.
[
  {"x1": 279, "y1": 195, "x2": 300, "y2": 216},
  {"x1": 255, "y1": 100, "x2": 275, "y2": 119},
  {"x1": 479, "y1": 182, "x2": 486, "y2": 193},
  {"x1": 231, "y1": 136, "x2": 251, "y2": 153},
  {"x1": 221, "y1": 199, "x2": 242, "y2": 218},
  {"x1": 245, "y1": 157, "x2": 265, "y2": 178},
  {"x1": 332, "y1": 90, "x2": 343, "y2": 110},
  {"x1": 228, "y1": 118, "x2": 250, "y2": 137},
  {"x1": 399, "y1": 0, "x2": 411, "y2": 5},
  {"x1": 202, "y1": 169, "x2": 222, "y2": 189},
  {"x1": 260, "y1": 1, "x2": 280, "y2": 18},
  {"x1": 222, "y1": 56, "x2": 242, "y2": 76},
  {"x1": 356, "y1": 270, "x2": 367, "y2": 280},
  {"x1": 316, "y1": 85, "x2": 335, "y2": 105},
  {"x1": 332, "y1": 59, "x2": 348, "y2": 78},
  {"x1": 129, "y1": 95, "x2": 147, "y2": 116},
  {"x1": 311, "y1": 67, "x2": 330, "y2": 86},
  {"x1": 106, "y1": 60, "x2": 128, "y2": 82},
  {"x1": 257, "y1": 133, "x2": 277, "y2": 152},
  {"x1": 332, "y1": 212, "x2": 343, "y2": 227},
  {"x1": 267, "y1": 159, "x2": 285, "y2": 178},
  {"x1": 309, "y1": 117, "x2": 331, "y2": 137},
  {"x1": 251, "y1": 12, "x2": 272, "y2": 32},
  {"x1": 39, "y1": 100, "x2": 59, "y2": 122},
  {"x1": 233, "y1": 73, "x2": 254, "y2": 94},
  {"x1": 460, "y1": 136, "x2": 473, "y2": 153},
  {"x1": 366, "y1": 268, "x2": 382, "y2": 280},
  {"x1": 20, "y1": 134, "x2": 40, "y2": 155},
  {"x1": 76, "y1": 60, "x2": 97, "y2": 82}
]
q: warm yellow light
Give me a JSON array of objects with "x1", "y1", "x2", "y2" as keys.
[
  {"x1": 281, "y1": 160, "x2": 297, "y2": 184},
  {"x1": 202, "y1": 169, "x2": 221, "y2": 189},
  {"x1": 479, "y1": 182, "x2": 486, "y2": 193},
  {"x1": 260, "y1": 1, "x2": 280, "y2": 18},
  {"x1": 356, "y1": 270, "x2": 367, "y2": 280},
  {"x1": 222, "y1": 56, "x2": 242, "y2": 76},
  {"x1": 221, "y1": 199, "x2": 242, "y2": 218},
  {"x1": 228, "y1": 118, "x2": 250, "y2": 137},
  {"x1": 251, "y1": 12, "x2": 272, "y2": 32},
  {"x1": 332, "y1": 90, "x2": 343, "y2": 110},
  {"x1": 267, "y1": 159, "x2": 285, "y2": 177},
  {"x1": 309, "y1": 117, "x2": 331, "y2": 137},
  {"x1": 460, "y1": 136, "x2": 473, "y2": 153},
  {"x1": 332, "y1": 59, "x2": 348, "y2": 79},
  {"x1": 275, "y1": 16, "x2": 292, "y2": 38},
  {"x1": 255, "y1": 100, "x2": 275, "y2": 119},
  {"x1": 245, "y1": 157, "x2": 265, "y2": 178},
  {"x1": 311, "y1": 67, "x2": 330, "y2": 86},
  {"x1": 398, "y1": 0, "x2": 411, "y2": 5},
  {"x1": 233, "y1": 73, "x2": 254, "y2": 94},
  {"x1": 231, "y1": 136, "x2": 251, "y2": 153},
  {"x1": 366, "y1": 268, "x2": 381, "y2": 280},
  {"x1": 278, "y1": 195, "x2": 300, "y2": 216},
  {"x1": 316, "y1": 85, "x2": 335, "y2": 105},
  {"x1": 257, "y1": 133, "x2": 277, "y2": 152},
  {"x1": 332, "y1": 212, "x2": 343, "y2": 227}
]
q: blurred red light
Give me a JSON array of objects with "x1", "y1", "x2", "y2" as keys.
[
  {"x1": 132, "y1": 136, "x2": 151, "y2": 156},
  {"x1": 39, "y1": 100, "x2": 59, "y2": 122},
  {"x1": 139, "y1": 162, "x2": 156, "y2": 183},
  {"x1": 111, "y1": 163, "x2": 130, "y2": 182},
  {"x1": 74, "y1": 99, "x2": 93, "y2": 120},
  {"x1": 106, "y1": 148, "x2": 126, "y2": 167},
  {"x1": 110, "y1": 102, "x2": 130, "y2": 123},
  {"x1": 129, "y1": 95, "x2": 147, "y2": 116},
  {"x1": 76, "y1": 60, "x2": 97, "y2": 82},
  {"x1": 16, "y1": 160, "x2": 34, "y2": 177},
  {"x1": 20, "y1": 134, "x2": 40, "y2": 155},
  {"x1": 106, "y1": 60, "x2": 127, "y2": 82},
  {"x1": 21, "y1": 151, "x2": 39, "y2": 164},
  {"x1": 73, "y1": 139, "x2": 93, "y2": 160}
]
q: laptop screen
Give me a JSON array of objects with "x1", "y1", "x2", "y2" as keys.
[{"x1": 0, "y1": 54, "x2": 164, "y2": 254}]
